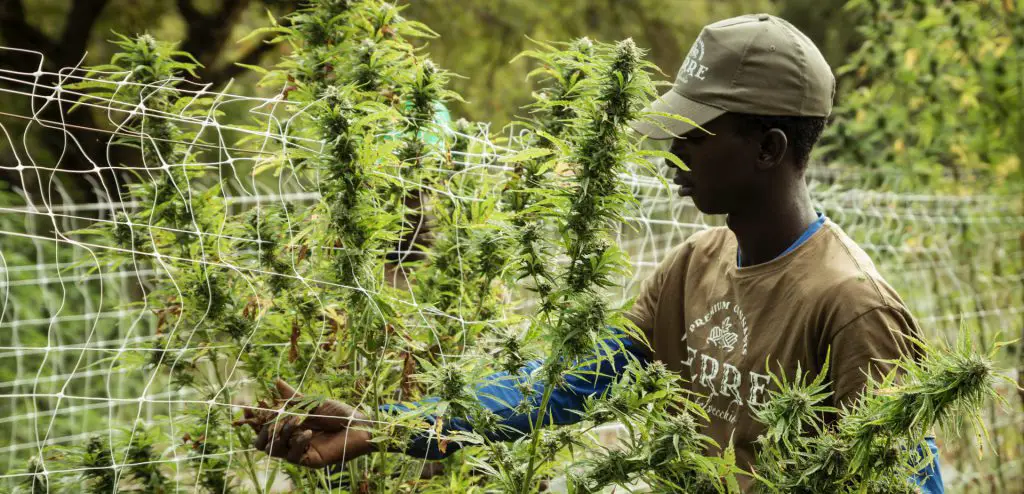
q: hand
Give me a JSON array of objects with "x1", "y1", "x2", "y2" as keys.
[{"x1": 234, "y1": 379, "x2": 376, "y2": 468}]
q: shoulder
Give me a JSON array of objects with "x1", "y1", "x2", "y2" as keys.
[
  {"x1": 811, "y1": 221, "x2": 913, "y2": 327},
  {"x1": 687, "y1": 225, "x2": 733, "y2": 256},
  {"x1": 639, "y1": 226, "x2": 730, "y2": 285},
  {"x1": 657, "y1": 226, "x2": 728, "y2": 264}
]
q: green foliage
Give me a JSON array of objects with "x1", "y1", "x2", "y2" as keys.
[
  {"x1": 490, "y1": 36, "x2": 683, "y2": 492},
  {"x1": 80, "y1": 437, "x2": 118, "y2": 493},
  {"x1": 122, "y1": 424, "x2": 170, "y2": 492},
  {"x1": 67, "y1": 32, "x2": 206, "y2": 171},
  {"x1": 569, "y1": 361, "x2": 735, "y2": 493},
  {"x1": 403, "y1": 0, "x2": 775, "y2": 127},
  {"x1": 818, "y1": 0, "x2": 1023, "y2": 192},
  {"x1": 33, "y1": 1, "x2": 515, "y2": 491},
  {"x1": 20, "y1": 456, "x2": 49, "y2": 493},
  {"x1": 754, "y1": 357, "x2": 837, "y2": 453},
  {"x1": 752, "y1": 331, "x2": 1010, "y2": 493}
]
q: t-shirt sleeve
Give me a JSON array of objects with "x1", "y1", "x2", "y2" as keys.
[
  {"x1": 828, "y1": 306, "x2": 921, "y2": 408},
  {"x1": 623, "y1": 240, "x2": 692, "y2": 356}
]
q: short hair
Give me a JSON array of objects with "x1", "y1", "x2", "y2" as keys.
[{"x1": 733, "y1": 114, "x2": 827, "y2": 168}]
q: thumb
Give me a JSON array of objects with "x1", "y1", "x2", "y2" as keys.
[
  {"x1": 304, "y1": 400, "x2": 363, "y2": 432},
  {"x1": 275, "y1": 378, "x2": 302, "y2": 401}
]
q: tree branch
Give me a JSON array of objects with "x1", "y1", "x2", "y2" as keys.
[
  {"x1": 626, "y1": 0, "x2": 683, "y2": 74},
  {"x1": 210, "y1": 0, "x2": 249, "y2": 28},
  {"x1": 189, "y1": 1, "x2": 297, "y2": 86},
  {"x1": 204, "y1": 38, "x2": 281, "y2": 86},
  {"x1": 55, "y1": 0, "x2": 109, "y2": 63},
  {"x1": 178, "y1": 0, "x2": 252, "y2": 70},
  {"x1": 0, "y1": 0, "x2": 55, "y2": 58},
  {"x1": 176, "y1": 0, "x2": 200, "y2": 22}
]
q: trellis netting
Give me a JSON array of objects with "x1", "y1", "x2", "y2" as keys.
[{"x1": 0, "y1": 17, "x2": 1022, "y2": 494}]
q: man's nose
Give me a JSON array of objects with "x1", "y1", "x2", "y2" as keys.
[
  {"x1": 669, "y1": 140, "x2": 691, "y2": 163},
  {"x1": 669, "y1": 150, "x2": 690, "y2": 170},
  {"x1": 663, "y1": 152, "x2": 685, "y2": 171}
]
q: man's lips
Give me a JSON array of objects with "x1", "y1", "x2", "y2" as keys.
[{"x1": 673, "y1": 170, "x2": 695, "y2": 196}]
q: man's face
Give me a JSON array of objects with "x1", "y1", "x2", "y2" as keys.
[{"x1": 666, "y1": 113, "x2": 762, "y2": 215}]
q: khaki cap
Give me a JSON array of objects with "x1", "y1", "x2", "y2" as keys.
[{"x1": 632, "y1": 13, "x2": 836, "y2": 139}]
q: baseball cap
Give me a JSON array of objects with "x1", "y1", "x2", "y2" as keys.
[{"x1": 631, "y1": 13, "x2": 836, "y2": 140}]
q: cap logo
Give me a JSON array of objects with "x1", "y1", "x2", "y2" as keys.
[{"x1": 678, "y1": 38, "x2": 709, "y2": 85}]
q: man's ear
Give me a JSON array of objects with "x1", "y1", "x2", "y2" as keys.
[{"x1": 757, "y1": 128, "x2": 788, "y2": 171}]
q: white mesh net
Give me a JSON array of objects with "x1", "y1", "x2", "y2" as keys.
[{"x1": 1, "y1": 45, "x2": 1022, "y2": 493}]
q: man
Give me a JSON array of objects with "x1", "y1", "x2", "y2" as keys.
[{"x1": 238, "y1": 13, "x2": 943, "y2": 492}]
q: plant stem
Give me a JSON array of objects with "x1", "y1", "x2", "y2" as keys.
[
  {"x1": 233, "y1": 427, "x2": 264, "y2": 492},
  {"x1": 521, "y1": 366, "x2": 558, "y2": 493}
]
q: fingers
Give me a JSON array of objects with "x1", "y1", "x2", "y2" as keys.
[
  {"x1": 255, "y1": 425, "x2": 373, "y2": 468},
  {"x1": 256, "y1": 418, "x2": 305, "y2": 459},
  {"x1": 305, "y1": 400, "x2": 363, "y2": 432},
  {"x1": 254, "y1": 416, "x2": 286, "y2": 450},
  {"x1": 232, "y1": 406, "x2": 264, "y2": 432},
  {"x1": 257, "y1": 420, "x2": 319, "y2": 467},
  {"x1": 275, "y1": 379, "x2": 301, "y2": 401},
  {"x1": 244, "y1": 380, "x2": 373, "y2": 467},
  {"x1": 254, "y1": 420, "x2": 272, "y2": 451},
  {"x1": 233, "y1": 399, "x2": 275, "y2": 433},
  {"x1": 288, "y1": 429, "x2": 314, "y2": 465},
  {"x1": 300, "y1": 430, "x2": 374, "y2": 468},
  {"x1": 269, "y1": 422, "x2": 296, "y2": 458},
  {"x1": 298, "y1": 436, "x2": 330, "y2": 468},
  {"x1": 299, "y1": 447, "x2": 323, "y2": 468},
  {"x1": 232, "y1": 417, "x2": 262, "y2": 432}
]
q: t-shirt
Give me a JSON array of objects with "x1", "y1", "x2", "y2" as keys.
[{"x1": 625, "y1": 218, "x2": 922, "y2": 485}]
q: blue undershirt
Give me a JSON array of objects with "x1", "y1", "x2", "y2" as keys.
[
  {"x1": 383, "y1": 213, "x2": 943, "y2": 492},
  {"x1": 737, "y1": 212, "x2": 825, "y2": 267}
]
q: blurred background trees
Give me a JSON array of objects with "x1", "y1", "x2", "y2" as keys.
[
  {"x1": 817, "y1": 0, "x2": 1022, "y2": 193},
  {"x1": 0, "y1": 0, "x2": 852, "y2": 202},
  {"x1": 0, "y1": 0, "x2": 1019, "y2": 195},
  {"x1": 0, "y1": 0, "x2": 296, "y2": 201}
]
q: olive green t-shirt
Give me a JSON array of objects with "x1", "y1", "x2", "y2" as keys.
[{"x1": 625, "y1": 219, "x2": 921, "y2": 484}]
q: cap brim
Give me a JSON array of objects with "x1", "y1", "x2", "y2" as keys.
[{"x1": 629, "y1": 90, "x2": 725, "y2": 140}]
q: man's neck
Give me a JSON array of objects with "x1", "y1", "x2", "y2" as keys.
[{"x1": 726, "y1": 186, "x2": 818, "y2": 267}]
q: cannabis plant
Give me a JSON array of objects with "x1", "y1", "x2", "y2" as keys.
[
  {"x1": 493, "y1": 38, "x2": 670, "y2": 492},
  {"x1": 752, "y1": 332, "x2": 1009, "y2": 493},
  {"x1": 502, "y1": 37, "x2": 597, "y2": 313},
  {"x1": 226, "y1": 1, "x2": 501, "y2": 490},
  {"x1": 568, "y1": 361, "x2": 738, "y2": 494}
]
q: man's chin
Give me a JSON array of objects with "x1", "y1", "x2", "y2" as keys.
[
  {"x1": 676, "y1": 185, "x2": 695, "y2": 197},
  {"x1": 687, "y1": 194, "x2": 727, "y2": 215}
]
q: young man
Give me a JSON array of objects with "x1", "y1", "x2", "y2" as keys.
[{"x1": 239, "y1": 13, "x2": 943, "y2": 492}]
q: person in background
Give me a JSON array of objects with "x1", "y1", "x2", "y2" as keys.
[{"x1": 237, "y1": 13, "x2": 943, "y2": 493}]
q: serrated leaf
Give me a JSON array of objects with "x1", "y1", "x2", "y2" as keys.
[
  {"x1": 234, "y1": 62, "x2": 269, "y2": 75},
  {"x1": 500, "y1": 148, "x2": 553, "y2": 163}
]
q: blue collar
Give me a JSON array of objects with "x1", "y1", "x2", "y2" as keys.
[{"x1": 737, "y1": 213, "x2": 826, "y2": 267}]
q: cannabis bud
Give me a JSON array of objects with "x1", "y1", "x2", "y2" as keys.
[{"x1": 556, "y1": 292, "x2": 606, "y2": 359}]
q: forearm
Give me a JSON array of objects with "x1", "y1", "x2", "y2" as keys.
[{"x1": 382, "y1": 328, "x2": 650, "y2": 459}]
